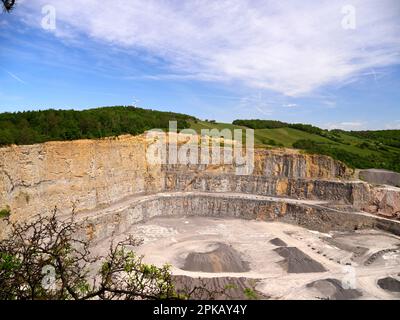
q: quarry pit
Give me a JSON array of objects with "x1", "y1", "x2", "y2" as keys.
[
  {"x1": 85, "y1": 192, "x2": 400, "y2": 300},
  {"x1": 1, "y1": 134, "x2": 400, "y2": 300}
]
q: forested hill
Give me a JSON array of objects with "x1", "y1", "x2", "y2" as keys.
[{"x1": 0, "y1": 106, "x2": 194, "y2": 145}]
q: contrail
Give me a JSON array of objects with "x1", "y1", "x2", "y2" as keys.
[{"x1": 5, "y1": 70, "x2": 27, "y2": 84}]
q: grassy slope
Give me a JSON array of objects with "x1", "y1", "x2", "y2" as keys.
[
  {"x1": 190, "y1": 120, "x2": 378, "y2": 156},
  {"x1": 189, "y1": 120, "x2": 400, "y2": 172}
]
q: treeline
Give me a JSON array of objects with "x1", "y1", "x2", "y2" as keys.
[
  {"x1": 0, "y1": 106, "x2": 194, "y2": 146},
  {"x1": 233, "y1": 119, "x2": 400, "y2": 147},
  {"x1": 347, "y1": 130, "x2": 400, "y2": 148},
  {"x1": 233, "y1": 119, "x2": 324, "y2": 135},
  {"x1": 234, "y1": 118, "x2": 400, "y2": 172},
  {"x1": 232, "y1": 119, "x2": 289, "y2": 129},
  {"x1": 293, "y1": 139, "x2": 400, "y2": 172}
]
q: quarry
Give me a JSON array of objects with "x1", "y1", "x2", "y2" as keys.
[{"x1": 1, "y1": 133, "x2": 400, "y2": 300}]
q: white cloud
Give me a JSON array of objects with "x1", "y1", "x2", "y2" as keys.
[
  {"x1": 282, "y1": 103, "x2": 298, "y2": 108},
  {"x1": 18, "y1": 0, "x2": 400, "y2": 96},
  {"x1": 322, "y1": 100, "x2": 337, "y2": 108},
  {"x1": 385, "y1": 120, "x2": 400, "y2": 129},
  {"x1": 324, "y1": 121, "x2": 365, "y2": 130},
  {"x1": 236, "y1": 93, "x2": 274, "y2": 116}
]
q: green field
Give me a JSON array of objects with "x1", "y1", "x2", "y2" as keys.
[
  {"x1": 190, "y1": 120, "x2": 376, "y2": 155},
  {"x1": 189, "y1": 120, "x2": 400, "y2": 172}
]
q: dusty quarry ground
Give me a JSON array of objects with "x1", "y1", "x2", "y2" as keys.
[{"x1": 92, "y1": 215, "x2": 400, "y2": 300}]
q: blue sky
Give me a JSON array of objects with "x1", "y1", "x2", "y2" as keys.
[{"x1": 0, "y1": 0, "x2": 399, "y2": 130}]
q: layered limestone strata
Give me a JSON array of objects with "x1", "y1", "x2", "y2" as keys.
[
  {"x1": 0, "y1": 134, "x2": 399, "y2": 223},
  {"x1": 359, "y1": 169, "x2": 400, "y2": 187},
  {"x1": 70, "y1": 192, "x2": 400, "y2": 244},
  {"x1": 164, "y1": 172, "x2": 369, "y2": 205},
  {"x1": 0, "y1": 135, "x2": 162, "y2": 221}
]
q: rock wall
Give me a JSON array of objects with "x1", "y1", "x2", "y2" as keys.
[
  {"x1": 74, "y1": 193, "x2": 400, "y2": 244},
  {"x1": 0, "y1": 134, "x2": 399, "y2": 223},
  {"x1": 0, "y1": 135, "x2": 162, "y2": 221},
  {"x1": 363, "y1": 186, "x2": 400, "y2": 219},
  {"x1": 164, "y1": 172, "x2": 369, "y2": 204},
  {"x1": 359, "y1": 169, "x2": 400, "y2": 187},
  {"x1": 163, "y1": 147, "x2": 351, "y2": 179}
]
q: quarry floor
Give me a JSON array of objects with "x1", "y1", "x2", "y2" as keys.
[{"x1": 92, "y1": 215, "x2": 400, "y2": 300}]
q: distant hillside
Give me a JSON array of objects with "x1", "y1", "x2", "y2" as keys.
[
  {"x1": 0, "y1": 107, "x2": 399, "y2": 173},
  {"x1": 0, "y1": 106, "x2": 195, "y2": 145},
  {"x1": 193, "y1": 119, "x2": 400, "y2": 173}
]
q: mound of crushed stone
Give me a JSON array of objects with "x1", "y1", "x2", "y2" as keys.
[
  {"x1": 270, "y1": 238, "x2": 287, "y2": 247},
  {"x1": 377, "y1": 277, "x2": 400, "y2": 292},
  {"x1": 182, "y1": 243, "x2": 250, "y2": 273},
  {"x1": 307, "y1": 278, "x2": 362, "y2": 300},
  {"x1": 274, "y1": 247, "x2": 326, "y2": 273}
]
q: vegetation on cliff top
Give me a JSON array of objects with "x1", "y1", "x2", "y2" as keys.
[
  {"x1": 0, "y1": 107, "x2": 399, "y2": 172},
  {"x1": 194, "y1": 119, "x2": 400, "y2": 172},
  {"x1": 0, "y1": 106, "x2": 194, "y2": 145}
]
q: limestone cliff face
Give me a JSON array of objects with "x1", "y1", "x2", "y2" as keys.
[
  {"x1": 164, "y1": 172, "x2": 368, "y2": 204},
  {"x1": 164, "y1": 148, "x2": 350, "y2": 179},
  {"x1": 0, "y1": 134, "x2": 398, "y2": 222},
  {"x1": 0, "y1": 135, "x2": 162, "y2": 221},
  {"x1": 253, "y1": 149, "x2": 350, "y2": 179}
]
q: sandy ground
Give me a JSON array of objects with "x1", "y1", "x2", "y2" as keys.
[{"x1": 92, "y1": 216, "x2": 400, "y2": 300}]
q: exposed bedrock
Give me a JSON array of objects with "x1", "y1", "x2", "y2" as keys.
[
  {"x1": 0, "y1": 134, "x2": 399, "y2": 223},
  {"x1": 71, "y1": 193, "x2": 400, "y2": 244},
  {"x1": 0, "y1": 135, "x2": 163, "y2": 221},
  {"x1": 163, "y1": 146, "x2": 351, "y2": 179},
  {"x1": 359, "y1": 169, "x2": 400, "y2": 188},
  {"x1": 164, "y1": 171, "x2": 400, "y2": 218},
  {"x1": 164, "y1": 172, "x2": 369, "y2": 205},
  {"x1": 364, "y1": 187, "x2": 400, "y2": 219}
]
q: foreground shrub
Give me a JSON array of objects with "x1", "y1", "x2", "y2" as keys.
[{"x1": 0, "y1": 209, "x2": 178, "y2": 300}]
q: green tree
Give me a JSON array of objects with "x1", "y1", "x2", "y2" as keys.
[
  {"x1": 0, "y1": 129, "x2": 14, "y2": 145},
  {"x1": 0, "y1": 210, "x2": 178, "y2": 300},
  {"x1": 0, "y1": 106, "x2": 195, "y2": 146},
  {"x1": 0, "y1": 209, "x2": 233, "y2": 300}
]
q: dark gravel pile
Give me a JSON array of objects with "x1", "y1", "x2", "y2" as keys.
[
  {"x1": 182, "y1": 243, "x2": 250, "y2": 273},
  {"x1": 274, "y1": 247, "x2": 326, "y2": 273}
]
